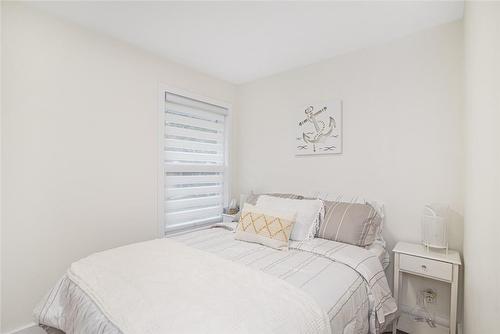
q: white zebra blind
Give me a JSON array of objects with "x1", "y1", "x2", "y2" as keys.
[{"x1": 163, "y1": 92, "x2": 228, "y2": 233}]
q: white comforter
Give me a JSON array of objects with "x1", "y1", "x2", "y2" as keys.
[{"x1": 38, "y1": 236, "x2": 331, "y2": 334}]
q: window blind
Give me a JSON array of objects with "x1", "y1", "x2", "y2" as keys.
[{"x1": 163, "y1": 92, "x2": 228, "y2": 233}]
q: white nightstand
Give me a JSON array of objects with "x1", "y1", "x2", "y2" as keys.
[
  {"x1": 392, "y1": 242, "x2": 461, "y2": 334},
  {"x1": 222, "y1": 213, "x2": 238, "y2": 223}
]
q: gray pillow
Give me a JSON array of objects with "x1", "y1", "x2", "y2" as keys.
[{"x1": 317, "y1": 201, "x2": 381, "y2": 247}]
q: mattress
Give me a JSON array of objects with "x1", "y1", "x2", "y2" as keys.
[{"x1": 36, "y1": 225, "x2": 396, "y2": 334}]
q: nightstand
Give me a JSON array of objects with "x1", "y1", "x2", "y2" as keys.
[
  {"x1": 392, "y1": 242, "x2": 461, "y2": 334},
  {"x1": 222, "y1": 213, "x2": 238, "y2": 223}
]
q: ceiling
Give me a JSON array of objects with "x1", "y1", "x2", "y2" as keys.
[{"x1": 31, "y1": 1, "x2": 464, "y2": 84}]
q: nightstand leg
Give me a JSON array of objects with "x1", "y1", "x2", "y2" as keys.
[
  {"x1": 450, "y1": 264, "x2": 459, "y2": 334},
  {"x1": 392, "y1": 254, "x2": 400, "y2": 334}
]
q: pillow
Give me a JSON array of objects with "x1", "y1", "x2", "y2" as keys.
[
  {"x1": 235, "y1": 203, "x2": 296, "y2": 250},
  {"x1": 255, "y1": 195, "x2": 324, "y2": 241},
  {"x1": 245, "y1": 192, "x2": 304, "y2": 205},
  {"x1": 317, "y1": 201, "x2": 381, "y2": 247}
]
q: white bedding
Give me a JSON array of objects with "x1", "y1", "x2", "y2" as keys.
[
  {"x1": 173, "y1": 225, "x2": 396, "y2": 333},
  {"x1": 35, "y1": 225, "x2": 396, "y2": 334}
]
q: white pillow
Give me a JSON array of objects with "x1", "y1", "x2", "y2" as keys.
[{"x1": 255, "y1": 195, "x2": 324, "y2": 241}]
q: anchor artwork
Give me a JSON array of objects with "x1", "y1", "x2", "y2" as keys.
[{"x1": 295, "y1": 100, "x2": 342, "y2": 155}]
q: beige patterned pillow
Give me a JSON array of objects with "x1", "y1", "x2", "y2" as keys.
[
  {"x1": 235, "y1": 204, "x2": 296, "y2": 250},
  {"x1": 317, "y1": 201, "x2": 381, "y2": 247}
]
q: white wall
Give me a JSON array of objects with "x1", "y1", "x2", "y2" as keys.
[
  {"x1": 463, "y1": 3, "x2": 500, "y2": 333},
  {"x1": 235, "y1": 21, "x2": 464, "y2": 323},
  {"x1": 1, "y1": 3, "x2": 235, "y2": 332}
]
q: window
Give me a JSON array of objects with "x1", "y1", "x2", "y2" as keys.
[{"x1": 160, "y1": 90, "x2": 229, "y2": 234}]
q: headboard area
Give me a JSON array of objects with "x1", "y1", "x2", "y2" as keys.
[
  {"x1": 241, "y1": 190, "x2": 386, "y2": 241},
  {"x1": 243, "y1": 190, "x2": 385, "y2": 220}
]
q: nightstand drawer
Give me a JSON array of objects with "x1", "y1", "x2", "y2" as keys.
[
  {"x1": 222, "y1": 213, "x2": 237, "y2": 223},
  {"x1": 399, "y1": 253, "x2": 452, "y2": 281}
]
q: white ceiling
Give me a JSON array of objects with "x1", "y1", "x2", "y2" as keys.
[{"x1": 31, "y1": 1, "x2": 464, "y2": 84}]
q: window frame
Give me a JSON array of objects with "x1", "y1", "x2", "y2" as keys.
[{"x1": 158, "y1": 84, "x2": 231, "y2": 236}]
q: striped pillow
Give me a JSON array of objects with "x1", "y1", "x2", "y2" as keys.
[{"x1": 317, "y1": 201, "x2": 381, "y2": 247}]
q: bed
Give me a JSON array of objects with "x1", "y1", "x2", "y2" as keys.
[{"x1": 35, "y1": 223, "x2": 396, "y2": 334}]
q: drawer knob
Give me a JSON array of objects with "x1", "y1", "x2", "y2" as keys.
[{"x1": 421, "y1": 265, "x2": 427, "y2": 271}]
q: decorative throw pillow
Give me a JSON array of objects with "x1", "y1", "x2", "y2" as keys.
[
  {"x1": 235, "y1": 204, "x2": 296, "y2": 250},
  {"x1": 317, "y1": 201, "x2": 381, "y2": 247},
  {"x1": 255, "y1": 195, "x2": 324, "y2": 241}
]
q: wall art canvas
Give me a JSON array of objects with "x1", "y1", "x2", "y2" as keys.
[{"x1": 295, "y1": 100, "x2": 342, "y2": 155}]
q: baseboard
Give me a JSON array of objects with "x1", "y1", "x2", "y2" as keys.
[{"x1": 3, "y1": 323, "x2": 43, "y2": 334}]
